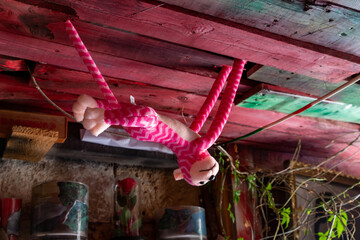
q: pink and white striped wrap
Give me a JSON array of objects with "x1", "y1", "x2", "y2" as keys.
[
  {"x1": 65, "y1": 20, "x2": 120, "y2": 109},
  {"x1": 190, "y1": 65, "x2": 232, "y2": 133}
]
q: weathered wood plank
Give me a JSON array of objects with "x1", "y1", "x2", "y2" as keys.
[
  {"x1": 247, "y1": 65, "x2": 360, "y2": 106},
  {"x1": 0, "y1": 30, "x2": 230, "y2": 95},
  {"x1": 236, "y1": 83, "x2": 360, "y2": 124},
  {"x1": 0, "y1": 0, "x2": 233, "y2": 78},
  {"x1": 159, "y1": 0, "x2": 360, "y2": 61},
  {"x1": 48, "y1": 21, "x2": 233, "y2": 78},
  {"x1": 30, "y1": 66, "x2": 360, "y2": 147},
  {"x1": 67, "y1": 0, "x2": 360, "y2": 82},
  {"x1": 0, "y1": 73, "x2": 79, "y2": 101},
  {"x1": 307, "y1": 0, "x2": 360, "y2": 12},
  {"x1": 3, "y1": 66, "x2": 360, "y2": 161},
  {"x1": 1, "y1": 0, "x2": 359, "y2": 82}
]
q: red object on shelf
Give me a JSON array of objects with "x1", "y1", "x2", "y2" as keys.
[{"x1": 0, "y1": 198, "x2": 22, "y2": 240}]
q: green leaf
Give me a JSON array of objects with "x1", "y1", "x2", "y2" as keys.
[
  {"x1": 228, "y1": 203, "x2": 235, "y2": 223},
  {"x1": 337, "y1": 220, "x2": 344, "y2": 238},
  {"x1": 318, "y1": 232, "x2": 327, "y2": 240},
  {"x1": 266, "y1": 182, "x2": 272, "y2": 191},
  {"x1": 130, "y1": 218, "x2": 142, "y2": 234},
  {"x1": 233, "y1": 173, "x2": 240, "y2": 187},
  {"x1": 280, "y1": 207, "x2": 290, "y2": 229},
  {"x1": 233, "y1": 190, "x2": 241, "y2": 204},
  {"x1": 237, "y1": 238, "x2": 244, "y2": 240},
  {"x1": 119, "y1": 207, "x2": 131, "y2": 227},
  {"x1": 336, "y1": 210, "x2": 348, "y2": 238},
  {"x1": 235, "y1": 160, "x2": 240, "y2": 169}
]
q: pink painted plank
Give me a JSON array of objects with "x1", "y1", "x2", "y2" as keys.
[
  {"x1": 0, "y1": 0, "x2": 233, "y2": 78},
  {"x1": 2, "y1": 73, "x2": 357, "y2": 161},
  {"x1": 0, "y1": 30, "x2": 230, "y2": 95},
  {"x1": 1, "y1": 0, "x2": 358, "y2": 82},
  {"x1": 47, "y1": 0, "x2": 360, "y2": 82},
  {"x1": 0, "y1": 73, "x2": 78, "y2": 101},
  {"x1": 31, "y1": 66, "x2": 360, "y2": 146}
]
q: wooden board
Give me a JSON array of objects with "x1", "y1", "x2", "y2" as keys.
[
  {"x1": 247, "y1": 65, "x2": 360, "y2": 106},
  {"x1": 0, "y1": 30, "x2": 246, "y2": 96},
  {"x1": 30, "y1": 66, "x2": 360, "y2": 148},
  {"x1": 0, "y1": 0, "x2": 359, "y2": 82},
  {"x1": 0, "y1": 0, "x2": 233, "y2": 79},
  {"x1": 236, "y1": 83, "x2": 360, "y2": 124},
  {"x1": 0, "y1": 73, "x2": 79, "y2": 101},
  {"x1": 159, "y1": 0, "x2": 360, "y2": 58}
]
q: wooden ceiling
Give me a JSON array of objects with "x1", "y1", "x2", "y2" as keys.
[{"x1": 1, "y1": 0, "x2": 360, "y2": 175}]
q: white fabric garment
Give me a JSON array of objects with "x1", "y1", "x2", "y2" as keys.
[{"x1": 80, "y1": 127, "x2": 174, "y2": 154}]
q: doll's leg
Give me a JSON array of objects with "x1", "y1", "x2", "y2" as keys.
[
  {"x1": 190, "y1": 65, "x2": 232, "y2": 133},
  {"x1": 196, "y1": 59, "x2": 246, "y2": 150},
  {"x1": 103, "y1": 104, "x2": 158, "y2": 128}
]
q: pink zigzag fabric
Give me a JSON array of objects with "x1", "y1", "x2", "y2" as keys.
[
  {"x1": 65, "y1": 20, "x2": 120, "y2": 109},
  {"x1": 195, "y1": 59, "x2": 247, "y2": 150},
  {"x1": 190, "y1": 65, "x2": 232, "y2": 133}
]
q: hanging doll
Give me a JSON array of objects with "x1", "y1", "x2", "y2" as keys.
[{"x1": 66, "y1": 20, "x2": 246, "y2": 186}]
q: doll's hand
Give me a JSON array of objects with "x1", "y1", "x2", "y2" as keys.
[
  {"x1": 83, "y1": 108, "x2": 111, "y2": 136},
  {"x1": 72, "y1": 94, "x2": 98, "y2": 122}
]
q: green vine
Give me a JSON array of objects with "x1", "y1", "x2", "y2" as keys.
[{"x1": 214, "y1": 142, "x2": 358, "y2": 240}]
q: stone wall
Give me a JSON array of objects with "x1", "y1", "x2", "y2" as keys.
[{"x1": 0, "y1": 157, "x2": 200, "y2": 240}]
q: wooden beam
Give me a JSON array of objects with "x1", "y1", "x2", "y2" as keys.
[
  {"x1": 48, "y1": 21, "x2": 233, "y2": 78},
  {"x1": 31, "y1": 65, "x2": 360, "y2": 147},
  {"x1": 247, "y1": 65, "x2": 360, "y2": 106},
  {"x1": 0, "y1": 73, "x2": 78, "y2": 101},
  {"x1": 0, "y1": 0, "x2": 233, "y2": 79},
  {"x1": 236, "y1": 83, "x2": 360, "y2": 124},
  {"x1": 158, "y1": 0, "x2": 360, "y2": 64},
  {"x1": 308, "y1": 0, "x2": 360, "y2": 12},
  {"x1": 0, "y1": 30, "x2": 253, "y2": 95},
  {"x1": 51, "y1": 0, "x2": 360, "y2": 82},
  {"x1": 0, "y1": 0, "x2": 359, "y2": 82}
]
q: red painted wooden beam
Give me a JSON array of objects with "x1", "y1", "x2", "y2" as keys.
[
  {"x1": 2, "y1": 71, "x2": 358, "y2": 161},
  {"x1": 45, "y1": 0, "x2": 360, "y2": 82},
  {"x1": 0, "y1": 30, "x2": 254, "y2": 95},
  {"x1": 0, "y1": 0, "x2": 358, "y2": 82},
  {"x1": 31, "y1": 65, "x2": 360, "y2": 145}
]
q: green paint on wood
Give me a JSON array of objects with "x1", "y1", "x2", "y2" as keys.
[
  {"x1": 248, "y1": 65, "x2": 360, "y2": 106},
  {"x1": 249, "y1": 1, "x2": 264, "y2": 12},
  {"x1": 237, "y1": 89, "x2": 360, "y2": 123}
]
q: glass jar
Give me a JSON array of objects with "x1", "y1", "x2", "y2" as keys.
[
  {"x1": 112, "y1": 176, "x2": 142, "y2": 240},
  {"x1": 31, "y1": 181, "x2": 89, "y2": 240}
]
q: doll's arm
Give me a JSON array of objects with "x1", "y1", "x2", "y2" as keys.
[
  {"x1": 103, "y1": 105, "x2": 158, "y2": 128},
  {"x1": 96, "y1": 99, "x2": 113, "y2": 110},
  {"x1": 82, "y1": 104, "x2": 158, "y2": 136},
  {"x1": 196, "y1": 59, "x2": 246, "y2": 150},
  {"x1": 189, "y1": 65, "x2": 232, "y2": 133}
]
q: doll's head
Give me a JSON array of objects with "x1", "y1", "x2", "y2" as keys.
[{"x1": 173, "y1": 155, "x2": 219, "y2": 186}]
